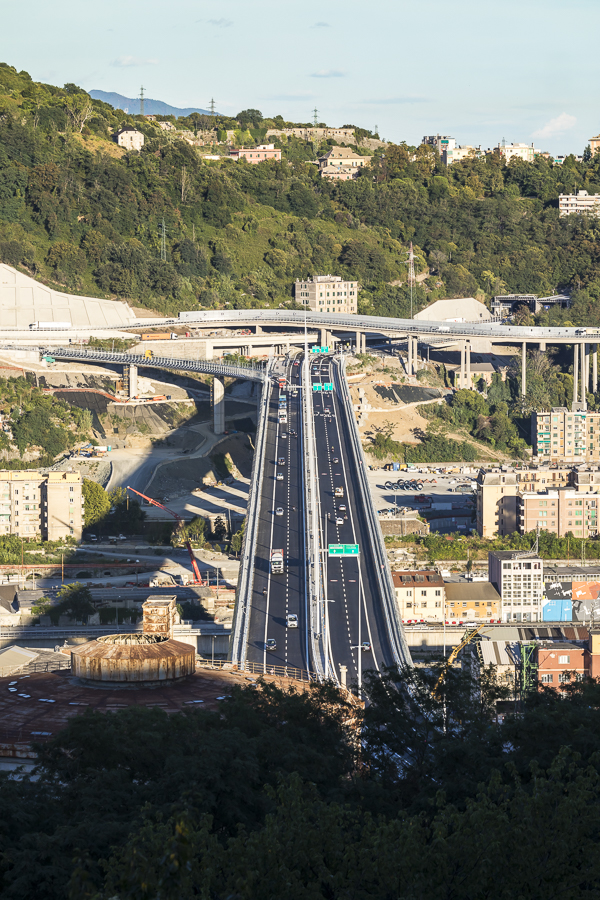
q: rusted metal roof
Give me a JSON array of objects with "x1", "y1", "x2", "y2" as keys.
[{"x1": 72, "y1": 637, "x2": 193, "y2": 662}]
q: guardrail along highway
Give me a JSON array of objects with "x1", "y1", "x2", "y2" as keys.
[{"x1": 309, "y1": 353, "x2": 412, "y2": 690}]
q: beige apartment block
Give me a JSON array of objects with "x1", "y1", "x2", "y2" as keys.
[
  {"x1": 294, "y1": 275, "x2": 358, "y2": 314},
  {"x1": 477, "y1": 464, "x2": 600, "y2": 538},
  {"x1": 45, "y1": 472, "x2": 84, "y2": 541},
  {"x1": 318, "y1": 147, "x2": 371, "y2": 179},
  {"x1": 532, "y1": 408, "x2": 600, "y2": 462},
  {"x1": 476, "y1": 466, "x2": 573, "y2": 537},
  {"x1": 266, "y1": 127, "x2": 356, "y2": 142},
  {"x1": 115, "y1": 127, "x2": 145, "y2": 151},
  {"x1": 590, "y1": 135, "x2": 600, "y2": 156},
  {"x1": 559, "y1": 190, "x2": 600, "y2": 217},
  {"x1": 0, "y1": 470, "x2": 83, "y2": 541},
  {"x1": 392, "y1": 570, "x2": 445, "y2": 622}
]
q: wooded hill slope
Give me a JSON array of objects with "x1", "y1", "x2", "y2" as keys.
[{"x1": 2, "y1": 62, "x2": 600, "y2": 323}]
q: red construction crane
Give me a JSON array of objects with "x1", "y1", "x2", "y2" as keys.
[{"x1": 126, "y1": 486, "x2": 204, "y2": 585}]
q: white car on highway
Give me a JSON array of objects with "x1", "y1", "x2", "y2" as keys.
[{"x1": 286, "y1": 614, "x2": 298, "y2": 628}]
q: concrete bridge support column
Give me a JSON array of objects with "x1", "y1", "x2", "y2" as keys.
[
  {"x1": 465, "y1": 341, "x2": 471, "y2": 388},
  {"x1": 539, "y1": 341, "x2": 546, "y2": 352},
  {"x1": 212, "y1": 376, "x2": 225, "y2": 435},
  {"x1": 255, "y1": 324, "x2": 262, "y2": 334},
  {"x1": 594, "y1": 345, "x2": 598, "y2": 393},
  {"x1": 355, "y1": 330, "x2": 361, "y2": 353},
  {"x1": 573, "y1": 344, "x2": 579, "y2": 406},
  {"x1": 407, "y1": 335, "x2": 413, "y2": 376},
  {"x1": 584, "y1": 344, "x2": 590, "y2": 408},
  {"x1": 129, "y1": 365, "x2": 138, "y2": 399},
  {"x1": 460, "y1": 343, "x2": 465, "y2": 388},
  {"x1": 320, "y1": 328, "x2": 328, "y2": 348},
  {"x1": 521, "y1": 341, "x2": 527, "y2": 397}
]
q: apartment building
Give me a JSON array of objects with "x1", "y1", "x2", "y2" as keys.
[
  {"x1": 0, "y1": 471, "x2": 83, "y2": 541},
  {"x1": 115, "y1": 127, "x2": 145, "y2": 151},
  {"x1": 495, "y1": 140, "x2": 536, "y2": 163},
  {"x1": 229, "y1": 144, "x2": 282, "y2": 163},
  {"x1": 589, "y1": 135, "x2": 600, "y2": 156},
  {"x1": 489, "y1": 550, "x2": 544, "y2": 622},
  {"x1": 293, "y1": 275, "x2": 358, "y2": 314},
  {"x1": 422, "y1": 134, "x2": 455, "y2": 155},
  {"x1": 318, "y1": 147, "x2": 371, "y2": 180},
  {"x1": 559, "y1": 189, "x2": 600, "y2": 217},
  {"x1": 392, "y1": 570, "x2": 444, "y2": 622},
  {"x1": 531, "y1": 408, "x2": 600, "y2": 463},
  {"x1": 536, "y1": 641, "x2": 589, "y2": 690},
  {"x1": 476, "y1": 466, "x2": 573, "y2": 537},
  {"x1": 266, "y1": 127, "x2": 356, "y2": 142}
]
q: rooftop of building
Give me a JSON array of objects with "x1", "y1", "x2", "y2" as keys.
[
  {"x1": 489, "y1": 550, "x2": 541, "y2": 561},
  {"x1": 537, "y1": 641, "x2": 586, "y2": 651},
  {"x1": 391, "y1": 570, "x2": 443, "y2": 587},
  {"x1": 444, "y1": 582, "x2": 501, "y2": 602},
  {"x1": 318, "y1": 147, "x2": 370, "y2": 160},
  {"x1": 543, "y1": 565, "x2": 600, "y2": 577}
]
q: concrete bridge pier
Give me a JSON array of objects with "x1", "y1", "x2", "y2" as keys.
[
  {"x1": 460, "y1": 343, "x2": 465, "y2": 387},
  {"x1": 521, "y1": 341, "x2": 527, "y2": 397},
  {"x1": 584, "y1": 344, "x2": 590, "y2": 408},
  {"x1": 407, "y1": 335, "x2": 413, "y2": 376},
  {"x1": 465, "y1": 341, "x2": 471, "y2": 387},
  {"x1": 539, "y1": 340, "x2": 546, "y2": 352},
  {"x1": 211, "y1": 376, "x2": 225, "y2": 435},
  {"x1": 594, "y1": 345, "x2": 598, "y2": 393},
  {"x1": 128, "y1": 364, "x2": 138, "y2": 399},
  {"x1": 573, "y1": 344, "x2": 579, "y2": 406}
]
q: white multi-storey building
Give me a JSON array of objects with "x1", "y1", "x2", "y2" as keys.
[
  {"x1": 559, "y1": 190, "x2": 600, "y2": 217},
  {"x1": 489, "y1": 550, "x2": 545, "y2": 622},
  {"x1": 294, "y1": 275, "x2": 359, "y2": 314},
  {"x1": 0, "y1": 471, "x2": 83, "y2": 541}
]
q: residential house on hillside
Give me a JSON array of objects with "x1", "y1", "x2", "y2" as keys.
[
  {"x1": 318, "y1": 147, "x2": 371, "y2": 181},
  {"x1": 115, "y1": 127, "x2": 145, "y2": 151}
]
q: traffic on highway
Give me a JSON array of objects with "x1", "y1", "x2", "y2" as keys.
[
  {"x1": 310, "y1": 354, "x2": 396, "y2": 690},
  {"x1": 246, "y1": 358, "x2": 309, "y2": 673}
]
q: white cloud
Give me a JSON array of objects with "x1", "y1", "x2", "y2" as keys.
[
  {"x1": 311, "y1": 69, "x2": 345, "y2": 78},
  {"x1": 532, "y1": 112, "x2": 577, "y2": 140},
  {"x1": 111, "y1": 56, "x2": 158, "y2": 68}
]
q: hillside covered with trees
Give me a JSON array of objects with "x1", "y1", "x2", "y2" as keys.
[{"x1": 2, "y1": 62, "x2": 600, "y2": 323}]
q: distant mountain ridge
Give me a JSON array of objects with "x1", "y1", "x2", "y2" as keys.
[{"x1": 89, "y1": 90, "x2": 215, "y2": 118}]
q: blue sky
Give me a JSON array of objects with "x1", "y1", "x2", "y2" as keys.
[{"x1": 3, "y1": 0, "x2": 599, "y2": 154}]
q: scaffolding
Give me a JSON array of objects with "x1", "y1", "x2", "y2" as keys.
[{"x1": 519, "y1": 641, "x2": 538, "y2": 696}]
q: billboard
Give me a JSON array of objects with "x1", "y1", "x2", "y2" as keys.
[{"x1": 542, "y1": 578, "x2": 600, "y2": 622}]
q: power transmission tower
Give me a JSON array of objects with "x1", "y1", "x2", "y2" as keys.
[
  {"x1": 139, "y1": 85, "x2": 145, "y2": 116},
  {"x1": 209, "y1": 98, "x2": 216, "y2": 116},
  {"x1": 160, "y1": 218, "x2": 167, "y2": 262},
  {"x1": 407, "y1": 242, "x2": 416, "y2": 319},
  {"x1": 312, "y1": 107, "x2": 319, "y2": 126}
]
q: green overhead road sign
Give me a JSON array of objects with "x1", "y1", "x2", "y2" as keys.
[
  {"x1": 328, "y1": 544, "x2": 360, "y2": 557},
  {"x1": 311, "y1": 346, "x2": 330, "y2": 353},
  {"x1": 312, "y1": 383, "x2": 323, "y2": 392},
  {"x1": 323, "y1": 383, "x2": 333, "y2": 391}
]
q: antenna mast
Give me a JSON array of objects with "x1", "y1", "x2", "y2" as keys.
[
  {"x1": 312, "y1": 106, "x2": 319, "y2": 126},
  {"x1": 209, "y1": 98, "x2": 216, "y2": 116},
  {"x1": 139, "y1": 85, "x2": 145, "y2": 116}
]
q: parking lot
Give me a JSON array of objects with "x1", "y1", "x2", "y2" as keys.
[{"x1": 365, "y1": 469, "x2": 476, "y2": 516}]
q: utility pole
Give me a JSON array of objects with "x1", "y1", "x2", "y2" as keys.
[
  {"x1": 209, "y1": 98, "x2": 216, "y2": 116},
  {"x1": 139, "y1": 85, "x2": 145, "y2": 116},
  {"x1": 407, "y1": 241, "x2": 416, "y2": 319}
]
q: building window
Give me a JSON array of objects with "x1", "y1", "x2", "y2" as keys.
[
  {"x1": 559, "y1": 655, "x2": 570, "y2": 664},
  {"x1": 540, "y1": 674, "x2": 553, "y2": 683},
  {"x1": 558, "y1": 673, "x2": 571, "y2": 683},
  {"x1": 435, "y1": 589, "x2": 441, "y2": 596},
  {"x1": 421, "y1": 590, "x2": 427, "y2": 596}
]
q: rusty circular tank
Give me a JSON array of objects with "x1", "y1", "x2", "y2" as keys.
[{"x1": 71, "y1": 633, "x2": 196, "y2": 686}]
